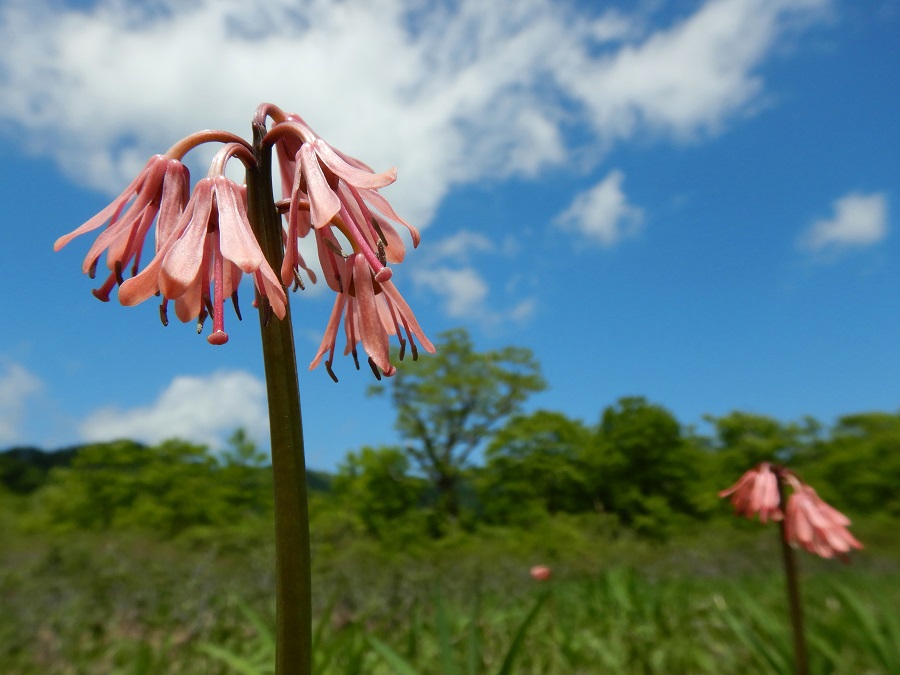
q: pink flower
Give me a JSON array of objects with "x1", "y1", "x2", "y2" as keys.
[
  {"x1": 719, "y1": 462, "x2": 783, "y2": 523},
  {"x1": 263, "y1": 110, "x2": 432, "y2": 377},
  {"x1": 271, "y1": 114, "x2": 420, "y2": 290},
  {"x1": 784, "y1": 486, "x2": 863, "y2": 560},
  {"x1": 119, "y1": 172, "x2": 286, "y2": 345},
  {"x1": 54, "y1": 154, "x2": 190, "y2": 302},
  {"x1": 530, "y1": 565, "x2": 552, "y2": 581},
  {"x1": 309, "y1": 253, "x2": 434, "y2": 381}
]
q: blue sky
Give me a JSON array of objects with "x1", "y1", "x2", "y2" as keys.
[{"x1": 0, "y1": 0, "x2": 897, "y2": 470}]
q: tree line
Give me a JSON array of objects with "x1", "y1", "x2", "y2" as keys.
[{"x1": 2, "y1": 329, "x2": 898, "y2": 540}]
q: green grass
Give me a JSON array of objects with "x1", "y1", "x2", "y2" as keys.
[{"x1": 2, "y1": 525, "x2": 898, "y2": 674}]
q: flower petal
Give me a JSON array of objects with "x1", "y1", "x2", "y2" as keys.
[
  {"x1": 300, "y1": 143, "x2": 341, "y2": 229},
  {"x1": 160, "y1": 181, "x2": 213, "y2": 298},
  {"x1": 313, "y1": 138, "x2": 396, "y2": 189},
  {"x1": 216, "y1": 178, "x2": 265, "y2": 273},
  {"x1": 353, "y1": 254, "x2": 392, "y2": 373}
]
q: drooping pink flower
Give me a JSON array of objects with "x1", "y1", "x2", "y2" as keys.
[
  {"x1": 54, "y1": 154, "x2": 190, "y2": 302},
  {"x1": 530, "y1": 565, "x2": 552, "y2": 581},
  {"x1": 270, "y1": 114, "x2": 420, "y2": 291},
  {"x1": 784, "y1": 486, "x2": 863, "y2": 560},
  {"x1": 309, "y1": 253, "x2": 434, "y2": 381},
  {"x1": 119, "y1": 171, "x2": 286, "y2": 345},
  {"x1": 719, "y1": 462, "x2": 783, "y2": 523}
]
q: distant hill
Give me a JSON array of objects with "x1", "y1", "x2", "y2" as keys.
[
  {"x1": 0, "y1": 444, "x2": 334, "y2": 495},
  {"x1": 0, "y1": 446, "x2": 80, "y2": 494}
]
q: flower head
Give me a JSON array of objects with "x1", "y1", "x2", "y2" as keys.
[
  {"x1": 309, "y1": 252, "x2": 434, "y2": 381},
  {"x1": 719, "y1": 462, "x2": 782, "y2": 523},
  {"x1": 56, "y1": 104, "x2": 432, "y2": 366},
  {"x1": 119, "y1": 146, "x2": 286, "y2": 344},
  {"x1": 54, "y1": 154, "x2": 190, "y2": 302},
  {"x1": 785, "y1": 485, "x2": 863, "y2": 560},
  {"x1": 269, "y1": 114, "x2": 420, "y2": 286},
  {"x1": 263, "y1": 108, "x2": 432, "y2": 377}
]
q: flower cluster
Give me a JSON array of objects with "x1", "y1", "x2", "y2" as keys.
[
  {"x1": 266, "y1": 110, "x2": 431, "y2": 380},
  {"x1": 55, "y1": 104, "x2": 433, "y2": 378},
  {"x1": 719, "y1": 463, "x2": 863, "y2": 560}
]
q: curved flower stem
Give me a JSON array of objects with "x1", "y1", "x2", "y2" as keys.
[
  {"x1": 165, "y1": 130, "x2": 253, "y2": 161},
  {"x1": 246, "y1": 120, "x2": 312, "y2": 675},
  {"x1": 777, "y1": 476, "x2": 808, "y2": 675}
]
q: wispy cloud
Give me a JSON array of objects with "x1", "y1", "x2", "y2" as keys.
[
  {"x1": 0, "y1": 362, "x2": 43, "y2": 445},
  {"x1": 0, "y1": 0, "x2": 827, "y2": 228},
  {"x1": 79, "y1": 370, "x2": 268, "y2": 450},
  {"x1": 412, "y1": 266, "x2": 489, "y2": 319},
  {"x1": 412, "y1": 230, "x2": 536, "y2": 327},
  {"x1": 555, "y1": 170, "x2": 643, "y2": 247},
  {"x1": 799, "y1": 191, "x2": 888, "y2": 252}
]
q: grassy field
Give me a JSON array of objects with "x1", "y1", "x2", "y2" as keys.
[{"x1": 2, "y1": 519, "x2": 898, "y2": 675}]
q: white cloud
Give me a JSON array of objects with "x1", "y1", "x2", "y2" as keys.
[
  {"x1": 412, "y1": 228, "x2": 537, "y2": 326},
  {"x1": 0, "y1": 0, "x2": 827, "y2": 227},
  {"x1": 428, "y1": 230, "x2": 495, "y2": 261},
  {"x1": 79, "y1": 370, "x2": 268, "y2": 450},
  {"x1": 555, "y1": 170, "x2": 643, "y2": 247},
  {"x1": 800, "y1": 192, "x2": 888, "y2": 251},
  {"x1": 0, "y1": 363, "x2": 43, "y2": 445},
  {"x1": 412, "y1": 266, "x2": 488, "y2": 320},
  {"x1": 558, "y1": 0, "x2": 827, "y2": 141}
]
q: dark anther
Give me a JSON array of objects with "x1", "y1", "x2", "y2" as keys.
[
  {"x1": 377, "y1": 240, "x2": 387, "y2": 266},
  {"x1": 367, "y1": 356, "x2": 382, "y2": 381},
  {"x1": 114, "y1": 261, "x2": 124, "y2": 285},
  {"x1": 398, "y1": 337, "x2": 407, "y2": 361},
  {"x1": 325, "y1": 360, "x2": 339, "y2": 383},
  {"x1": 159, "y1": 302, "x2": 169, "y2": 327},
  {"x1": 91, "y1": 288, "x2": 111, "y2": 302},
  {"x1": 325, "y1": 237, "x2": 347, "y2": 258},
  {"x1": 231, "y1": 290, "x2": 242, "y2": 321},
  {"x1": 293, "y1": 270, "x2": 305, "y2": 292},
  {"x1": 88, "y1": 258, "x2": 99, "y2": 280},
  {"x1": 351, "y1": 348, "x2": 360, "y2": 370},
  {"x1": 371, "y1": 218, "x2": 387, "y2": 246},
  {"x1": 335, "y1": 272, "x2": 344, "y2": 294},
  {"x1": 411, "y1": 341, "x2": 419, "y2": 361},
  {"x1": 197, "y1": 308, "x2": 208, "y2": 334}
]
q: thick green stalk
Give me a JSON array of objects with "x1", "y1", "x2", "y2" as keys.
[
  {"x1": 246, "y1": 121, "x2": 312, "y2": 675},
  {"x1": 777, "y1": 479, "x2": 807, "y2": 675}
]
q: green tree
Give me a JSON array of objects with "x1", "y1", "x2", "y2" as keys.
[
  {"x1": 370, "y1": 328, "x2": 546, "y2": 525},
  {"x1": 32, "y1": 437, "x2": 271, "y2": 536},
  {"x1": 35, "y1": 439, "x2": 148, "y2": 530},
  {"x1": 806, "y1": 412, "x2": 900, "y2": 516},
  {"x1": 705, "y1": 411, "x2": 819, "y2": 474},
  {"x1": 217, "y1": 429, "x2": 274, "y2": 519},
  {"x1": 587, "y1": 397, "x2": 708, "y2": 536},
  {"x1": 332, "y1": 446, "x2": 424, "y2": 536},
  {"x1": 479, "y1": 410, "x2": 592, "y2": 525}
]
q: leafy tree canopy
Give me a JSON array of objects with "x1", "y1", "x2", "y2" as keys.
[{"x1": 369, "y1": 327, "x2": 545, "y2": 521}]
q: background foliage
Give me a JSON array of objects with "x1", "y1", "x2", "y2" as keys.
[{"x1": 2, "y1": 329, "x2": 899, "y2": 673}]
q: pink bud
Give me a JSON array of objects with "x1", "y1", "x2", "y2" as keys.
[{"x1": 529, "y1": 565, "x2": 552, "y2": 581}]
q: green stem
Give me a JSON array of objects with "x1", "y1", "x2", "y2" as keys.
[
  {"x1": 246, "y1": 121, "x2": 312, "y2": 675},
  {"x1": 777, "y1": 478, "x2": 807, "y2": 675}
]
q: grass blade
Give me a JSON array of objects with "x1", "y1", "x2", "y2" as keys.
[
  {"x1": 196, "y1": 643, "x2": 268, "y2": 675},
  {"x1": 466, "y1": 588, "x2": 482, "y2": 675},
  {"x1": 368, "y1": 635, "x2": 421, "y2": 675},
  {"x1": 496, "y1": 590, "x2": 551, "y2": 675},
  {"x1": 435, "y1": 590, "x2": 462, "y2": 675}
]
